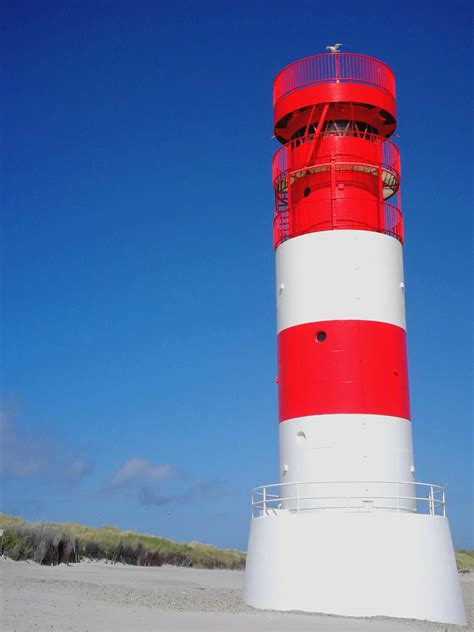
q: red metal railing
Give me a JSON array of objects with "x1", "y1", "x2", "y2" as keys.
[
  {"x1": 383, "y1": 201, "x2": 404, "y2": 241},
  {"x1": 272, "y1": 132, "x2": 400, "y2": 190},
  {"x1": 273, "y1": 53, "x2": 396, "y2": 106},
  {"x1": 273, "y1": 195, "x2": 403, "y2": 249}
]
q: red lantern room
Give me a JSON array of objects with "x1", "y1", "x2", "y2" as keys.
[{"x1": 272, "y1": 52, "x2": 402, "y2": 249}]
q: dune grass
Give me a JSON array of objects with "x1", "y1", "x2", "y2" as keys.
[
  {"x1": 456, "y1": 549, "x2": 474, "y2": 571},
  {"x1": 0, "y1": 513, "x2": 245, "y2": 569}
]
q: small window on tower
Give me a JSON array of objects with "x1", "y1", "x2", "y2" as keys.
[
  {"x1": 316, "y1": 331, "x2": 327, "y2": 342},
  {"x1": 303, "y1": 187, "x2": 311, "y2": 197}
]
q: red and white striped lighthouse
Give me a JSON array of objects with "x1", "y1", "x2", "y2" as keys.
[{"x1": 244, "y1": 50, "x2": 466, "y2": 625}]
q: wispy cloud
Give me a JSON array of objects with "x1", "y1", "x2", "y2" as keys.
[
  {"x1": 64, "y1": 459, "x2": 92, "y2": 481},
  {"x1": 139, "y1": 479, "x2": 228, "y2": 507},
  {"x1": 0, "y1": 409, "x2": 92, "y2": 483},
  {"x1": 106, "y1": 457, "x2": 228, "y2": 508},
  {"x1": 107, "y1": 457, "x2": 177, "y2": 490}
]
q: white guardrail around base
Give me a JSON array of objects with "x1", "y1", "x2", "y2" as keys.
[{"x1": 251, "y1": 481, "x2": 446, "y2": 518}]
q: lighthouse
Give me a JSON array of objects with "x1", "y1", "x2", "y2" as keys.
[{"x1": 243, "y1": 50, "x2": 466, "y2": 625}]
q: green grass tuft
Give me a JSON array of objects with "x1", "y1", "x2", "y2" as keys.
[
  {"x1": 0, "y1": 530, "x2": 34, "y2": 561},
  {"x1": 455, "y1": 549, "x2": 474, "y2": 571}
]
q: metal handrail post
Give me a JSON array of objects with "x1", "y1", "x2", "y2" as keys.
[
  {"x1": 263, "y1": 487, "x2": 267, "y2": 514},
  {"x1": 442, "y1": 489, "x2": 446, "y2": 517},
  {"x1": 297, "y1": 483, "x2": 300, "y2": 513}
]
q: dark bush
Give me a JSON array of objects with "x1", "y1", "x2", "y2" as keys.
[
  {"x1": 113, "y1": 541, "x2": 141, "y2": 565},
  {"x1": 163, "y1": 550, "x2": 193, "y2": 567},
  {"x1": 81, "y1": 539, "x2": 106, "y2": 560},
  {"x1": 137, "y1": 547, "x2": 164, "y2": 567},
  {"x1": 1, "y1": 526, "x2": 77, "y2": 565}
]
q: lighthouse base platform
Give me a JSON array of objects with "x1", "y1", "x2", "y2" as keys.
[{"x1": 243, "y1": 510, "x2": 466, "y2": 625}]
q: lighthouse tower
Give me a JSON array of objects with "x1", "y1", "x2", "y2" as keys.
[{"x1": 243, "y1": 51, "x2": 466, "y2": 625}]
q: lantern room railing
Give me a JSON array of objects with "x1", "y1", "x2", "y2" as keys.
[
  {"x1": 272, "y1": 129, "x2": 403, "y2": 249},
  {"x1": 273, "y1": 53, "x2": 396, "y2": 106},
  {"x1": 273, "y1": 196, "x2": 403, "y2": 249},
  {"x1": 272, "y1": 132, "x2": 401, "y2": 195}
]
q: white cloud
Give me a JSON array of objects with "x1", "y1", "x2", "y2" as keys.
[{"x1": 107, "y1": 457, "x2": 177, "y2": 489}]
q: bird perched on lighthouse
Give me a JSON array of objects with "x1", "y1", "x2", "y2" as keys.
[{"x1": 326, "y1": 42, "x2": 342, "y2": 52}]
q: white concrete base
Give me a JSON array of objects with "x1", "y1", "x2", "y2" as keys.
[{"x1": 244, "y1": 510, "x2": 466, "y2": 625}]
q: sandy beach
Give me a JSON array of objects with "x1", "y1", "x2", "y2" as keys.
[{"x1": 0, "y1": 559, "x2": 472, "y2": 631}]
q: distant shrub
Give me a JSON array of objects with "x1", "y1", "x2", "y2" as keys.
[
  {"x1": 0, "y1": 530, "x2": 33, "y2": 560},
  {"x1": 4, "y1": 525, "x2": 78, "y2": 565}
]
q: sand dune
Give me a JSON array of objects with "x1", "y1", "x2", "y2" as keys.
[{"x1": 0, "y1": 558, "x2": 471, "y2": 631}]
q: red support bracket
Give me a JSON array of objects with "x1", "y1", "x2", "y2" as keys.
[{"x1": 305, "y1": 102, "x2": 329, "y2": 164}]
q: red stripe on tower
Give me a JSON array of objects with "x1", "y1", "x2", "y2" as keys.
[{"x1": 278, "y1": 320, "x2": 410, "y2": 422}]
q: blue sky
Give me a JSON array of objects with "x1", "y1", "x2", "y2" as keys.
[{"x1": 1, "y1": 1, "x2": 472, "y2": 551}]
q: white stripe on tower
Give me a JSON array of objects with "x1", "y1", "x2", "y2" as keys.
[{"x1": 275, "y1": 230, "x2": 406, "y2": 333}]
